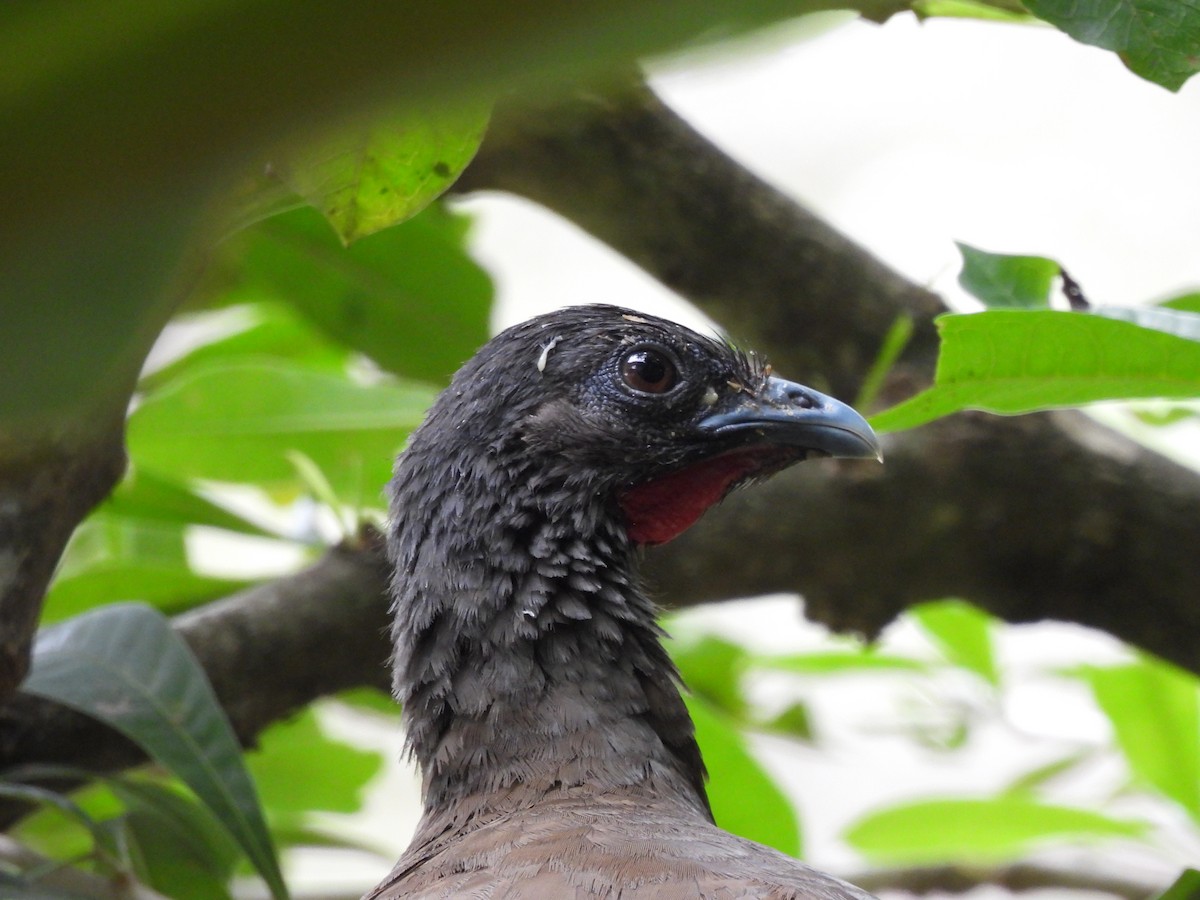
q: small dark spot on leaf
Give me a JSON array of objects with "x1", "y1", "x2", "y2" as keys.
[{"x1": 432, "y1": 161, "x2": 452, "y2": 178}]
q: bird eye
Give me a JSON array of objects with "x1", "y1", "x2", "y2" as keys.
[{"x1": 621, "y1": 347, "x2": 678, "y2": 394}]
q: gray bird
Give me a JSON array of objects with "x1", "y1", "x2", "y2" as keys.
[{"x1": 365, "y1": 305, "x2": 880, "y2": 899}]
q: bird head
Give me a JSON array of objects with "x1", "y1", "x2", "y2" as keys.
[{"x1": 402, "y1": 304, "x2": 880, "y2": 548}]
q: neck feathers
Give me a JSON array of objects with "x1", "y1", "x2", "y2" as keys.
[{"x1": 388, "y1": 439, "x2": 709, "y2": 818}]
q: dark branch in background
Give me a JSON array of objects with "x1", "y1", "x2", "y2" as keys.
[
  {"x1": 847, "y1": 862, "x2": 1159, "y2": 899},
  {"x1": 0, "y1": 255, "x2": 200, "y2": 703},
  {"x1": 653, "y1": 409, "x2": 1200, "y2": 667},
  {"x1": 455, "y1": 78, "x2": 1200, "y2": 672},
  {"x1": 0, "y1": 427, "x2": 126, "y2": 698},
  {"x1": 456, "y1": 79, "x2": 944, "y2": 402}
]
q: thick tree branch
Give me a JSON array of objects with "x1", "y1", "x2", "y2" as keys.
[
  {"x1": 0, "y1": 255, "x2": 199, "y2": 702},
  {"x1": 457, "y1": 79, "x2": 1200, "y2": 671},
  {"x1": 456, "y1": 80, "x2": 943, "y2": 402},
  {"x1": 651, "y1": 409, "x2": 1200, "y2": 670},
  {"x1": 847, "y1": 862, "x2": 1161, "y2": 899},
  {"x1": 0, "y1": 426, "x2": 126, "y2": 699}
]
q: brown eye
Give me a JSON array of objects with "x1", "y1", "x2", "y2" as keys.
[{"x1": 621, "y1": 348, "x2": 677, "y2": 394}]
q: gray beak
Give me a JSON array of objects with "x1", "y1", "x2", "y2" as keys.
[{"x1": 697, "y1": 376, "x2": 882, "y2": 461}]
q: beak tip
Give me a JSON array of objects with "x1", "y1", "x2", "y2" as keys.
[{"x1": 698, "y1": 377, "x2": 884, "y2": 464}]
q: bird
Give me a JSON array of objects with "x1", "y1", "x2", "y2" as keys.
[{"x1": 365, "y1": 304, "x2": 881, "y2": 899}]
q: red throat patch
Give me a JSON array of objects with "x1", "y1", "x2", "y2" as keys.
[{"x1": 619, "y1": 449, "x2": 790, "y2": 546}]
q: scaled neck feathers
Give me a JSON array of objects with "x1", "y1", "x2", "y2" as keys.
[{"x1": 387, "y1": 413, "x2": 710, "y2": 820}]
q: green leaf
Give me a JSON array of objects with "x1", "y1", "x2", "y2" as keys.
[
  {"x1": 1073, "y1": 659, "x2": 1200, "y2": 819},
  {"x1": 846, "y1": 797, "x2": 1148, "y2": 864},
  {"x1": 6, "y1": 767, "x2": 240, "y2": 897},
  {"x1": 759, "y1": 702, "x2": 815, "y2": 742},
  {"x1": 146, "y1": 303, "x2": 351, "y2": 388},
  {"x1": 912, "y1": 0, "x2": 1033, "y2": 21},
  {"x1": 751, "y1": 650, "x2": 929, "y2": 675},
  {"x1": 957, "y1": 243, "x2": 1059, "y2": 309},
  {"x1": 213, "y1": 206, "x2": 491, "y2": 384},
  {"x1": 43, "y1": 562, "x2": 247, "y2": 623},
  {"x1": 9, "y1": 780, "x2": 123, "y2": 868},
  {"x1": 43, "y1": 513, "x2": 250, "y2": 622},
  {"x1": 266, "y1": 819, "x2": 385, "y2": 855},
  {"x1": 128, "y1": 359, "x2": 436, "y2": 498},
  {"x1": 0, "y1": 782, "x2": 121, "y2": 865},
  {"x1": 23, "y1": 603, "x2": 288, "y2": 900},
  {"x1": 1133, "y1": 406, "x2": 1197, "y2": 427},
  {"x1": 669, "y1": 635, "x2": 749, "y2": 717},
  {"x1": 113, "y1": 778, "x2": 240, "y2": 900},
  {"x1": 1002, "y1": 751, "x2": 1094, "y2": 798},
  {"x1": 55, "y1": 513, "x2": 187, "y2": 580},
  {"x1": 1161, "y1": 292, "x2": 1200, "y2": 314},
  {"x1": 870, "y1": 311, "x2": 1200, "y2": 432},
  {"x1": 103, "y1": 468, "x2": 277, "y2": 538},
  {"x1": 1024, "y1": 0, "x2": 1200, "y2": 91},
  {"x1": 336, "y1": 686, "x2": 402, "y2": 717},
  {"x1": 687, "y1": 696, "x2": 802, "y2": 857},
  {"x1": 912, "y1": 599, "x2": 998, "y2": 685},
  {"x1": 246, "y1": 707, "x2": 383, "y2": 819},
  {"x1": 856, "y1": 314, "x2": 913, "y2": 411},
  {"x1": 275, "y1": 104, "x2": 489, "y2": 244},
  {"x1": 1154, "y1": 869, "x2": 1200, "y2": 900}
]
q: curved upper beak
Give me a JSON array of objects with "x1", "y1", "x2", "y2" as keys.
[{"x1": 696, "y1": 376, "x2": 882, "y2": 462}]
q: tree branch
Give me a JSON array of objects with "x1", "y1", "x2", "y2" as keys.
[
  {"x1": 846, "y1": 862, "x2": 1161, "y2": 899},
  {"x1": 457, "y1": 78, "x2": 1200, "y2": 671},
  {"x1": 0, "y1": 425, "x2": 127, "y2": 699},
  {"x1": 456, "y1": 79, "x2": 944, "y2": 402}
]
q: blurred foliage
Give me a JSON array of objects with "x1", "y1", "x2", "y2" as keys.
[
  {"x1": 1023, "y1": 0, "x2": 1200, "y2": 91},
  {"x1": 23, "y1": 605, "x2": 287, "y2": 899},
  {"x1": 6, "y1": 3, "x2": 1200, "y2": 899}
]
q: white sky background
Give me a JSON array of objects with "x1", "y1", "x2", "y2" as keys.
[
  {"x1": 477, "y1": 13, "x2": 1200, "y2": 328},
  {"x1": 283, "y1": 13, "x2": 1200, "y2": 898}
]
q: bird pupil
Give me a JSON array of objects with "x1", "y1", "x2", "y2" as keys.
[{"x1": 622, "y1": 349, "x2": 676, "y2": 393}]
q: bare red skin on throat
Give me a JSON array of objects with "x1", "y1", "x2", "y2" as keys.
[{"x1": 619, "y1": 448, "x2": 795, "y2": 546}]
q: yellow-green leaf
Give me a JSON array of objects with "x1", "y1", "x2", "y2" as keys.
[{"x1": 276, "y1": 105, "x2": 489, "y2": 244}]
